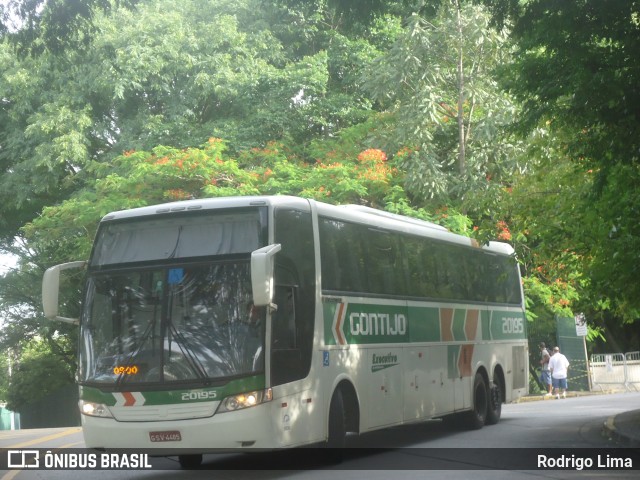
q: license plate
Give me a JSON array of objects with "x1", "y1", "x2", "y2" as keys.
[{"x1": 149, "y1": 430, "x2": 182, "y2": 442}]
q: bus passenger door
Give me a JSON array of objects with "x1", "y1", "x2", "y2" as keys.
[{"x1": 367, "y1": 348, "x2": 404, "y2": 429}]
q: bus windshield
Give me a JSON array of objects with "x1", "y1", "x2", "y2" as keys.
[
  {"x1": 80, "y1": 262, "x2": 265, "y2": 387},
  {"x1": 91, "y1": 210, "x2": 263, "y2": 266},
  {"x1": 79, "y1": 208, "x2": 268, "y2": 387}
]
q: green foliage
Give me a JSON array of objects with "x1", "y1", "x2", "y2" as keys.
[
  {"x1": 586, "y1": 163, "x2": 640, "y2": 320},
  {"x1": 1, "y1": 0, "x2": 391, "y2": 247},
  {"x1": 24, "y1": 136, "x2": 443, "y2": 241},
  {"x1": 5, "y1": 339, "x2": 75, "y2": 412},
  {"x1": 0, "y1": 0, "x2": 415, "y2": 393},
  {"x1": 493, "y1": 0, "x2": 640, "y2": 316},
  {"x1": 0, "y1": 354, "x2": 8, "y2": 401},
  {"x1": 363, "y1": 2, "x2": 525, "y2": 209},
  {"x1": 523, "y1": 276, "x2": 577, "y2": 322},
  {"x1": 0, "y1": 0, "x2": 138, "y2": 55},
  {"x1": 2, "y1": 0, "x2": 639, "y2": 399}
]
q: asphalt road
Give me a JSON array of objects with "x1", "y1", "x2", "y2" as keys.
[{"x1": 2, "y1": 391, "x2": 639, "y2": 480}]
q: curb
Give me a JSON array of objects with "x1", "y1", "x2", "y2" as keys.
[
  {"x1": 516, "y1": 390, "x2": 609, "y2": 403},
  {"x1": 517, "y1": 390, "x2": 640, "y2": 447},
  {"x1": 602, "y1": 413, "x2": 640, "y2": 448}
]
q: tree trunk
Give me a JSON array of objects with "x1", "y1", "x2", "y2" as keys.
[{"x1": 455, "y1": 0, "x2": 466, "y2": 175}]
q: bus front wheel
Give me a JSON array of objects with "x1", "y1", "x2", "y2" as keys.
[{"x1": 327, "y1": 389, "x2": 347, "y2": 449}]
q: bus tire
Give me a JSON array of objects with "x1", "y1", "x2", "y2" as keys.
[
  {"x1": 178, "y1": 454, "x2": 202, "y2": 469},
  {"x1": 323, "y1": 388, "x2": 347, "y2": 463},
  {"x1": 466, "y1": 373, "x2": 488, "y2": 430},
  {"x1": 486, "y1": 379, "x2": 502, "y2": 425}
]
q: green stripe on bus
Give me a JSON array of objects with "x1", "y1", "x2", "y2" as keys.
[
  {"x1": 323, "y1": 302, "x2": 525, "y2": 345},
  {"x1": 407, "y1": 306, "x2": 440, "y2": 342},
  {"x1": 452, "y1": 309, "x2": 466, "y2": 341},
  {"x1": 481, "y1": 310, "x2": 491, "y2": 340},
  {"x1": 323, "y1": 301, "x2": 339, "y2": 345},
  {"x1": 486, "y1": 311, "x2": 526, "y2": 340},
  {"x1": 80, "y1": 374, "x2": 266, "y2": 406}
]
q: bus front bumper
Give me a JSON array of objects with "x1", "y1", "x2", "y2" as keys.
[{"x1": 81, "y1": 402, "x2": 276, "y2": 451}]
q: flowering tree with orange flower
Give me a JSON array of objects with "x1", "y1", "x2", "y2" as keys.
[{"x1": 24, "y1": 135, "x2": 476, "y2": 272}]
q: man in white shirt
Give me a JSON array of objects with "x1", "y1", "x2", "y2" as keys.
[{"x1": 548, "y1": 346, "x2": 570, "y2": 399}]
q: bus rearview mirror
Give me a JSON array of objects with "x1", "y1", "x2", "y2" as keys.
[
  {"x1": 42, "y1": 261, "x2": 87, "y2": 325},
  {"x1": 251, "y1": 244, "x2": 281, "y2": 307}
]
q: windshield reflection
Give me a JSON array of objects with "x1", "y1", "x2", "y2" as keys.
[{"x1": 80, "y1": 262, "x2": 265, "y2": 387}]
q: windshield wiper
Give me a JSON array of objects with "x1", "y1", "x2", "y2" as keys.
[
  {"x1": 115, "y1": 317, "x2": 156, "y2": 388},
  {"x1": 166, "y1": 322, "x2": 210, "y2": 384}
]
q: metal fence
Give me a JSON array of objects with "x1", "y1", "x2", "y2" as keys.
[
  {"x1": 590, "y1": 352, "x2": 640, "y2": 392},
  {"x1": 626, "y1": 351, "x2": 640, "y2": 386}
]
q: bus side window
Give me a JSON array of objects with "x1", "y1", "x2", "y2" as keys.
[
  {"x1": 272, "y1": 285, "x2": 296, "y2": 350},
  {"x1": 273, "y1": 207, "x2": 315, "y2": 386},
  {"x1": 271, "y1": 282, "x2": 304, "y2": 385}
]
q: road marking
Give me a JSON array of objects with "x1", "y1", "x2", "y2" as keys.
[
  {"x1": 1, "y1": 469, "x2": 20, "y2": 480},
  {"x1": 7, "y1": 427, "x2": 81, "y2": 448},
  {"x1": 1, "y1": 429, "x2": 83, "y2": 480},
  {"x1": 59, "y1": 441, "x2": 85, "y2": 448}
]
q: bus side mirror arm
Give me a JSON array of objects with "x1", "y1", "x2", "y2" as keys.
[
  {"x1": 42, "y1": 261, "x2": 87, "y2": 325},
  {"x1": 251, "y1": 244, "x2": 281, "y2": 309}
]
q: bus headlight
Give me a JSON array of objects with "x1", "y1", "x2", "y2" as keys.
[
  {"x1": 216, "y1": 388, "x2": 272, "y2": 413},
  {"x1": 79, "y1": 400, "x2": 113, "y2": 418}
]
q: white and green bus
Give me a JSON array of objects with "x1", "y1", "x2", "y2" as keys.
[{"x1": 42, "y1": 195, "x2": 527, "y2": 465}]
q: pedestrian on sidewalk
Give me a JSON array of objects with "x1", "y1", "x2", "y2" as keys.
[
  {"x1": 549, "y1": 346, "x2": 570, "y2": 399},
  {"x1": 539, "y1": 342, "x2": 552, "y2": 396}
]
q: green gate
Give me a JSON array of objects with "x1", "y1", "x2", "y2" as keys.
[
  {"x1": 0, "y1": 406, "x2": 19, "y2": 430},
  {"x1": 556, "y1": 316, "x2": 590, "y2": 391}
]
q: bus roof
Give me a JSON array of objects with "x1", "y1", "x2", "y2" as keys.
[
  {"x1": 313, "y1": 200, "x2": 513, "y2": 255},
  {"x1": 99, "y1": 195, "x2": 309, "y2": 221},
  {"x1": 100, "y1": 195, "x2": 514, "y2": 256}
]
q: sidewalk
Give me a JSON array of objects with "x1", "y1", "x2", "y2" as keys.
[{"x1": 518, "y1": 390, "x2": 640, "y2": 447}]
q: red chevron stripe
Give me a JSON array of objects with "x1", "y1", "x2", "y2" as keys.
[
  {"x1": 458, "y1": 344, "x2": 474, "y2": 378},
  {"x1": 334, "y1": 303, "x2": 346, "y2": 345},
  {"x1": 465, "y1": 309, "x2": 479, "y2": 341},
  {"x1": 440, "y1": 308, "x2": 454, "y2": 342},
  {"x1": 122, "y1": 391, "x2": 136, "y2": 407}
]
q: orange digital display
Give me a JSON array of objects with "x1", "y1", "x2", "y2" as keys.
[{"x1": 113, "y1": 365, "x2": 139, "y2": 375}]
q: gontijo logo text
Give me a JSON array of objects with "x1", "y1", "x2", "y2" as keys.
[
  {"x1": 350, "y1": 312, "x2": 407, "y2": 336},
  {"x1": 330, "y1": 302, "x2": 409, "y2": 346}
]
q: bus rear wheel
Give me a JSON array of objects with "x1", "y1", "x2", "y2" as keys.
[
  {"x1": 466, "y1": 373, "x2": 488, "y2": 430},
  {"x1": 486, "y1": 379, "x2": 502, "y2": 425}
]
